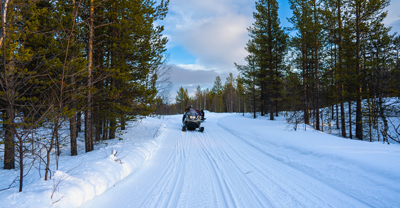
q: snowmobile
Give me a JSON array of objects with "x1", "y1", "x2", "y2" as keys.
[
  {"x1": 182, "y1": 109, "x2": 204, "y2": 132},
  {"x1": 198, "y1": 110, "x2": 206, "y2": 121}
]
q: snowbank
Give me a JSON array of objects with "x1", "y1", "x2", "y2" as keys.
[
  {"x1": 218, "y1": 114, "x2": 400, "y2": 207},
  {"x1": 0, "y1": 118, "x2": 167, "y2": 208},
  {"x1": 219, "y1": 114, "x2": 400, "y2": 175}
]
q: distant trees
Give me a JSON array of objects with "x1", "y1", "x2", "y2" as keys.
[
  {"x1": 173, "y1": 73, "x2": 240, "y2": 115},
  {"x1": 212, "y1": 76, "x2": 224, "y2": 112},
  {"x1": 224, "y1": 73, "x2": 236, "y2": 113},
  {"x1": 176, "y1": 87, "x2": 189, "y2": 113}
]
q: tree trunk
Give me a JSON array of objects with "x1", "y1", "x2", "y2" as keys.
[
  {"x1": 45, "y1": 122, "x2": 59, "y2": 181},
  {"x1": 355, "y1": 1, "x2": 363, "y2": 140},
  {"x1": 102, "y1": 119, "x2": 108, "y2": 140},
  {"x1": 314, "y1": 0, "x2": 319, "y2": 130},
  {"x1": 253, "y1": 85, "x2": 256, "y2": 119},
  {"x1": 109, "y1": 118, "x2": 116, "y2": 139},
  {"x1": 4, "y1": 106, "x2": 15, "y2": 169},
  {"x1": 267, "y1": 0, "x2": 273, "y2": 120},
  {"x1": 17, "y1": 132, "x2": 23, "y2": 192},
  {"x1": 260, "y1": 81, "x2": 265, "y2": 116},
  {"x1": 238, "y1": 94, "x2": 241, "y2": 113},
  {"x1": 321, "y1": 104, "x2": 324, "y2": 132},
  {"x1": 368, "y1": 97, "x2": 372, "y2": 142},
  {"x1": 85, "y1": 0, "x2": 94, "y2": 152},
  {"x1": 121, "y1": 115, "x2": 126, "y2": 130},
  {"x1": 269, "y1": 94, "x2": 274, "y2": 120},
  {"x1": 77, "y1": 111, "x2": 82, "y2": 132},
  {"x1": 95, "y1": 114, "x2": 102, "y2": 142},
  {"x1": 70, "y1": 113, "x2": 77, "y2": 156},
  {"x1": 2, "y1": 0, "x2": 14, "y2": 169},
  {"x1": 338, "y1": 0, "x2": 346, "y2": 137},
  {"x1": 0, "y1": 0, "x2": 11, "y2": 48},
  {"x1": 378, "y1": 96, "x2": 389, "y2": 144},
  {"x1": 275, "y1": 95, "x2": 278, "y2": 117},
  {"x1": 336, "y1": 103, "x2": 339, "y2": 129},
  {"x1": 349, "y1": 100, "x2": 352, "y2": 139},
  {"x1": 303, "y1": 49, "x2": 309, "y2": 124},
  {"x1": 85, "y1": 110, "x2": 92, "y2": 152}
]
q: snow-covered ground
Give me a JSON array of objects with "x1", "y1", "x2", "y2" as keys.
[
  {"x1": 0, "y1": 119, "x2": 167, "y2": 207},
  {"x1": 1, "y1": 112, "x2": 399, "y2": 207},
  {"x1": 302, "y1": 97, "x2": 400, "y2": 143}
]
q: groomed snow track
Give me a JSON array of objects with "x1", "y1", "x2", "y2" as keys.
[{"x1": 81, "y1": 113, "x2": 397, "y2": 208}]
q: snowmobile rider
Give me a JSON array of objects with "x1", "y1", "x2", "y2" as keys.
[
  {"x1": 182, "y1": 105, "x2": 194, "y2": 123},
  {"x1": 200, "y1": 110, "x2": 205, "y2": 120}
]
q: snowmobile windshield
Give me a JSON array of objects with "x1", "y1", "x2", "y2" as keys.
[{"x1": 187, "y1": 109, "x2": 197, "y2": 117}]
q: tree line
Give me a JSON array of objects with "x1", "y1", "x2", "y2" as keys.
[
  {"x1": 170, "y1": 0, "x2": 400, "y2": 145},
  {"x1": 161, "y1": 72, "x2": 238, "y2": 115},
  {"x1": 0, "y1": 0, "x2": 170, "y2": 192}
]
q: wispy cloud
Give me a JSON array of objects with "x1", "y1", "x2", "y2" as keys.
[{"x1": 164, "y1": 0, "x2": 253, "y2": 74}]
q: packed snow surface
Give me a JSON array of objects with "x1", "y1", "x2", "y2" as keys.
[
  {"x1": 1, "y1": 113, "x2": 399, "y2": 207},
  {"x1": 80, "y1": 113, "x2": 400, "y2": 208}
]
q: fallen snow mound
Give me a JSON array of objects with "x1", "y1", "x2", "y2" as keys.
[{"x1": 0, "y1": 118, "x2": 167, "y2": 208}]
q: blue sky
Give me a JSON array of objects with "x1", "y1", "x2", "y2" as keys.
[{"x1": 162, "y1": 0, "x2": 400, "y2": 102}]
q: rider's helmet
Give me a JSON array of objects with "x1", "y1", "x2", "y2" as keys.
[{"x1": 188, "y1": 105, "x2": 193, "y2": 109}]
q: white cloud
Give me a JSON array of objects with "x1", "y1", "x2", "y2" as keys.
[
  {"x1": 176, "y1": 64, "x2": 210, "y2": 71},
  {"x1": 384, "y1": 0, "x2": 400, "y2": 25},
  {"x1": 164, "y1": 0, "x2": 253, "y2": 74},
  {"x1": 384, "y1": 0, "x2": 400, "y2": 34},
  {"x1": 168, "y1": 64, "x2": 235, "y2": 101},
  {"x1": 177, "y1": 14, "x2": 251, "y2": 72}
]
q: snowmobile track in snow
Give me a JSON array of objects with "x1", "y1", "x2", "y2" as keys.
[{"x1": 81, "y1": 114, "x2": 389, "y2": 208}]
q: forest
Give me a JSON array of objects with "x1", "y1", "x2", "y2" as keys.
[
  {"x1": 1, "y1": 0, "x2": 398, "y2": 205},
  {"x1": 1, "y1": 0, "x2": 400, "y2": 194},
  {"x1": 0, "y1": 0, "x2": 170, "y2": 192},
  {"x1": 168, "y1": 0, "x2": 400, "y2": 144}
]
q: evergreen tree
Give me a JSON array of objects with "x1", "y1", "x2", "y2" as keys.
[
  {"x1": 236, "y1": 74, "x2": 245, "y2": 114},
  {"x1": 348, "y1": 0, "x2": 390, "y2": 140},
  {"x1": 235, "y1": 52, "x2": 259, "y2": 118},
  {"x1": 224, "y1": 73, "x2": 236, "y2": 113},
  {"x1": 289, "y1": 0, "x2": 313, "y2": 124},
  {"x1": 212, "y1": 76, "x2": 223, "y2": 112},
  {"x1": 176, "y1": 86, "x2": 189, "y2": 113},
  {"x1": 248, "y1": 0, "x2": 288, "y2": 120},
  {"x1": 0, "y1": 0, "x2": 170, "y2": 190}
]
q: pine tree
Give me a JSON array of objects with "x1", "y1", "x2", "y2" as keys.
[
  {"x1": 176, "y1": 86, "x2": 189, "y2": 113},
  {"x1": 348, "y1": 0, "x2": 390, "y2": 140},
  {"x1": 235, "y1": 52, "x2": 259, "y2": 118},
  {"x1": 212, "y1": 76, "x2": 223, "y2": 112},
  {"x1": 196, "y1": 85, "x2": 201, "y2": 109},
  {"x1": 289, "y1": 0, "x2": 313, "y2": 125},
  {"x1": 247, "y1": 0, "x2": 288, "y2": 120},
  {"x1": 224, "y1": 73, "x2": 236, "y2": 113},
  {"x1": 236, "y1": 74, "x2": 245, "y2": 115}
]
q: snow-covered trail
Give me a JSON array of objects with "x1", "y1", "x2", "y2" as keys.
[{"x1": 80, "y1": 113, "x2": 382, "y2": 208}]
